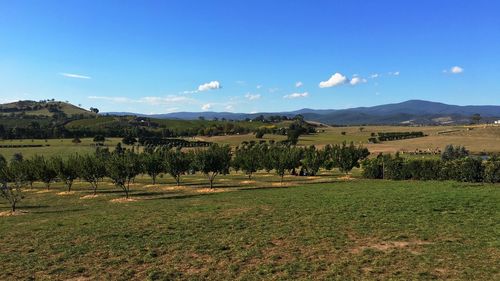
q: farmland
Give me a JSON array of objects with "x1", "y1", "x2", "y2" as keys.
[{"x1": 0, "y1": 175, "x2": 498, "y2": 280}]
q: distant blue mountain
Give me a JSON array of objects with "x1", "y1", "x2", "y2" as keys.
[{"x1": 105, "y1": 100, "x2": 500, "y2": 125}]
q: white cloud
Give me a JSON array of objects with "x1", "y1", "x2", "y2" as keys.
[
  {"x1": 295, "y1": 81, "x2": 303, "y2": 88},
  {"x1": 256, "y1": 85, "x2": 263, "y2": 89},
  {"x1": 60, "y1": 72, "x2": 91, "y2": 79},
  {"x1": 284, "y1": 92, "x2": 309, "y2": 99},
  {"x1": 198, "y1": 81, "x2": 221, "y2": 92},
  {"x1": 245, "y1": 93, "x2": 261, "y2": 101},
  {"x1": 388, "y1": 71, "x2": 400, "y2": 76},
  {"x1": 450, "y1": 66, "x2": 464, "y2": 74},
  {"x1": 201, "y1": 103, "x2": 212, "y2": 111},
  {"x1": 350, "y1": 77, "x2": 367, "y2": 86},
  {"x1": 319, "y1": 73, "x2": 348, "y2": 88},
  {"x1": 370, "y1": 73, "x2": 380, "y2": 79},
  {"x1": 225, "y1": 105, "x2": 234, "y2": 111}
]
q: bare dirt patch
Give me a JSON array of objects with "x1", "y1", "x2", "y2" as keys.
[
  {"x1": 240, "y1": 180, "x2": 256, "y2": 184},
  {"x1": 57, "y1": 191, "x2": 75, "y2": 196},
  {"x1": 350, "y1": 239, "x2": 432, "y2": 254},
  {"x1": 109, "y1": 198, "x2": 138, "y2": 203},
  {"x1": 80, "y1": 194, "x2": 100, "y2": 199},
  {"x1": 36, "y1": 190, "x2": 52, "y2": 194},
  {"x1": 0, "y1": 210, "x2": 28, "y2": 217}
]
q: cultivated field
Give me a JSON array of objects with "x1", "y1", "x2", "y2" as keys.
[{"x1": 0, "y1": 173, "x2": 498, "y2": 280}]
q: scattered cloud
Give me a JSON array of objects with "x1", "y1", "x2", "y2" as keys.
[
  {"x1": 225, "y1": 105, "x2": 234, "y2": 111},
  {"x1": 88, "y1": 95, "x2": 193, "y2": 105},
  {"x1": 201, "y1": 103, "x2": 212, "y2": 111},
  {"x1": 284, "y1": 92, "x2": 309, "y2": 99},
  {"x1": 256, "y1": 84, "x2": 263, "y2": 89},
  {"x1": 198, "y1": 81, "x2": 221, "y2": 92},
  {"x1": 245, "y1": 93, "x2": 261, "y2": 101},
  {"x1": 388, "y1": 71, "x2": 400, "y2": 76},
  {"x1": 370, "y1": 73, "x2": 380, "y2": 79},
  {"x1": 350, "y1": 77, "x2": 367, "y2": 86},
  {"x1": 446, "y1": 66, "x2": 464, "y2": 74},
  {"x1": 59, "y1": 72, "x2": 91, "y2": 79},
  {"x1": 295, "y1": 81, "x2": 303, "y2": 88},
  {"x1": 319, "y1": 73, "x2": 348, "y2": 88}
]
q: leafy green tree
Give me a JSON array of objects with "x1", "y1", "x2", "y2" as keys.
[
  {"x1": 164, "y1": 149, "x2": 192, "y2": 186},
  {"x1": 336, "y1": 142, "x2": 370, "y2": 174},
  {"x1": 232, "y1": 143, "x2": 263, "y2": 179},
  {"x1": 106, "y1": 152, "x2": 142, "y2": 198},
  {"x1": 33, "y1": 155, "x2": 57, "y2": 190},
  {"x1": 53, "y1": 154, "x2": 80, "y2": 192},
  {"x1": 79, "y1": 153, "x2": 107, "y2": 195},
  {"x1": 441, "y1": 144, "x2": 469, "y2": 161},
  {"x1": 194, "y1": 144, "x2": 231, "y2": 188},
  {"x1": 268, "y1": 145, "x2": 303, "y2": 184},
  {"x1": 93, "y1": 135, "x2": 105, "y2": 144},
  {"x1": 484, "y1": 157, "x2": 500, "y2": 183},
  {"x1": 142, "y1": 151, "x2": 164, "y2": 184},
  {"x1": 0, "y1": 162, "x2": 24, "y2": 212},
  {"x1": 301, "y1": 145, "x2": 325, "y2": 176},
  {"x1": 122, "y1": 135, "x2": 137, "y2": 145}
]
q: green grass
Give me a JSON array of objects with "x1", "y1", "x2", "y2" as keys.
[{"x1": 0, "y1": 175, "x2": 498, "y2": 280}]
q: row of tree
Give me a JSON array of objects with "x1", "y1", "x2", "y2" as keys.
[
  {"x1": 362, "y1": 153, "x2": 500, "y2": 183},
  {"x1": 0, "y1": 142, "x2": 370, "y2": 211}
]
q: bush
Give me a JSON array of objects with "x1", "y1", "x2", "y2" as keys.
[{"x1": 483, "y1": 158, "x2": 500, "y2": 183}]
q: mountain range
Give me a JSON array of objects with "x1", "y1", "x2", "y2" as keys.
[{"x1": 106, "y1": 100, "x2": 500, "y2": 125}]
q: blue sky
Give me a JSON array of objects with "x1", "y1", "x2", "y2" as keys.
[{"x1": 1, "y1": 0, "x2": 499, "y2": 114}]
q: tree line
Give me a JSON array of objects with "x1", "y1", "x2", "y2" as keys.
[
  {"x1": 362, "y1": 152, "x2": 500, "y2": 183},
  {"x1": 0, "y1": 142, "x2": 369, "y2": 212}
]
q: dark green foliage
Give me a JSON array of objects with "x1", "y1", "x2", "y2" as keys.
[
  {"x1": 267, "y1": 145, "x2": 303, "y2": 183},
  {"x1": 106, "y1": 152, "x2": 142, "y2": 198},
  {"x1": 194, "y1": 144, "x2": 232, "y2": 188},
  {"x1": 232, "y1": 143, "x2": 264, "y2": 179},
  {"x1": 93, "y1": 135, "x2": 105, "y2": 143},
  {"x1": 32, "y1": 155, "x2": 57, "y2": 189},
  {"x1": 301, "y1": 145, "x2": 325, "y2": 176},
  {"x1": 164, "y1": 149, "x2": 192, "y2": 186},
  {"x1": 122, "y1": 135, "x2": 137, "y2": 145},
  {"x1": 53, "y1": 155, "x2": 80, "y2": 192},
  {"x1": 377, "y1": 131, "x2": 425, "y2": 141},
  {"x1": 142, "y1": 150, "x2": 164, "y2": 184},
  {"x1": 0, "y1": 163, "x2": 24, "y2": 212},
  {"x1": 335, "y1": 142, "x2": 370, "y2": 174},
  {"x1": 79, "y1": 153, "x2": 107, "y2": 195},
  {"x1": 483, "y1": 157, "x2": 500, "y2": 183},
  {"x1": 441, "y1": 144, "x2": 469, "y2": 161}
]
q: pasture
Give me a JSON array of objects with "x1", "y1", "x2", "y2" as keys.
[
  {"x1": 0, "y1": 173, "x2": 498, "y2": 280},
  {"x1": 1, "y1": 125, "x2": 499, "y2": 160}
]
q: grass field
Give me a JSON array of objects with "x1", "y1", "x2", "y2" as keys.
[
  {"x1": 1, "y1": 125, "x2": 499, "y2": 160},
  {"x1": 0, "y1": 173, "x2": 498, "y2": 280}
]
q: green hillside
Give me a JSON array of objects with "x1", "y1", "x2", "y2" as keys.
[{"x1": 0, "y1": 100, "x2": 95, "y2": 118}]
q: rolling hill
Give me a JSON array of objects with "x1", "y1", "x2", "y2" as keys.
[{"x1": 106, "y1": 100, "x2": 500, "y2": 125}]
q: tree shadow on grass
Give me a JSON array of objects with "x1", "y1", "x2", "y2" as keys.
[{"x1": 32, "y1": 207, "x2": 87, "y2": 214}]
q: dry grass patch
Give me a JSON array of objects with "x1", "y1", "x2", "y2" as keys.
[
  {"x1": 79, "y1": 194, "x2": 100, "y2": 199},
  {"x1": 0, "y1": 210, "x2": 28, "y2": 217},
  {"x1": 57, "y1": 191, "x2": 75, "y2": 196},
  {"x1": 349, "y1": 239, "x2": 432, "y2": 254},
  {"x1": 109, "y1": 197, "x2": 138, "y2": 203}
]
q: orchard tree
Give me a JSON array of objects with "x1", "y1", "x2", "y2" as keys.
[
  {"x1": 336, "y1": 142, "x2": 370, "y2": 174},
  {"x1": 79, "y1": 153, "x2": 107, "y2": 195},
  {"x1": 106, "y1": 152, "x2": 142, "y2": 198},
  {"x1": 164, "y1": 149, "x2": 192, "y2": 186},
  {"x1": 0, "y1": 162, "x2": 24, "y2": 212},
  {"x1": 269, "y1": 145, "x2": 303, "y2": 184},
  {"x1": 33, "y1": 155, "x2": 57, "y2": 190},
  {"x1": 122, "y1": 135, "x2": 137, "y2": 145},
  {"x1": 53, "y1": 154, "x2": 80, "y2": 192},
  {"x1": 232, "y1": 143, "x2": 263, "y2": 179},
  {"x1": 301, "y1": 145, "x2": 325, "y2": 176},
  {"x1": 194, "y1": 144, "x2": 231, "y2": 188},
  {"x1": 142, "y1": 150, "x2": 164, "y2": 184}
]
